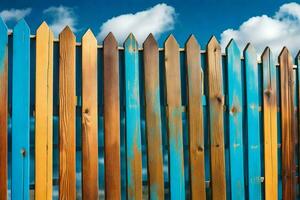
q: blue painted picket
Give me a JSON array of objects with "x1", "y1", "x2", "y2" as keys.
[
  {"x1": 244, "y1": 44, "x2": 262, "y2": 199},
  {"x1": 11, "y1": 19, "x2": 30, "y2": 200},
  {"x1": 124, "y1": 34, "x2": 143, "y2": 199},
  {"x1": 226, "y1": 39, "x2": 245, "y2": 199}
]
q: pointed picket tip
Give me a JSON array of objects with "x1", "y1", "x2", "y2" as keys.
[
  {"x1": 59, "y1": 26, "x2": 75, "y2": 38},
  {"x1": 13, "y1": 19, "x2": 30, "y2": 32},
  {"x1": 207, "y1": 36, "x2": 220, "y2": 50},
  {"x1": 261, "y1": 47, "x2": 271, "y2": 57},
  {"x1": 82, "y1": 29, "x2": 97, "y2": 42},
  {"x1": 185, "y1": 34, "x2": 200, "y2": 49},
  {"x1": 143, "y1": 33, "x2": 157, "y2": 48},
  {"x1": 243, "y1": 43, "x2": 256, "y2": 55},
  {"x1": 164, "y1": 34, "x2": 178, "y2": 48},
  {"x1": 0, "y1": 18, "x2": 8, "y2": 33},
  {"x1": 279, "y1": 46, "x2": 290, "y2": 58},
  {"x1": 225, "y1": 39, "x2": 240, "y2": 53},
  {"x1": 103, "y1": 32, "x2": 118, "y2": 46},
  {"x1": 37, "y1": 21, "x2": 53, "y2": 35},
  {"x1": 124, "y1": 33, "x2": 138, "y2": 48}
]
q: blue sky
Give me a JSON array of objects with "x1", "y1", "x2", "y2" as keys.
[{"x1": 0, "y1": 0, "x2": 299, "y2": 55}]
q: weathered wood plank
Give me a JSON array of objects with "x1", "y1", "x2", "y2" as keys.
[
  {"x1": 124, "y1": 34, "x2": 142, "y2": 199},
  {"x1": 279, "y1": 47, "x2": 295, "y2": 200},
  {"x1": 244, "y1": 44, "x2": 261, "y2": 199},
  {"x1": 164, "y1": 35, "x2": 185, "y2": 200},
  {"x1": 226, "y1": 39, "x2": 245, "y2": 200},
  {"x1": 12, "y1": 19, "x2": 31, "y2": 200},
  {"x1": 297, "y1": 51, "x2": 300, "y2": 195},
  {"x1": 81, "y1": 29, "x2": 98, "y2": 200},
  {"x1": 0, "y1": 18, "x2": 8, "y2": 200},
  {"x1": 59, "y1": 26, "x2": 76, "y2": 200},
  {"x1": 206, "y1": 36, "x2": 226, "y2": 200},
  {"x1": 35, "y1": 22, "x2": 53, "y2": 200},
  {"x1": 143, "y1": 34, "x2": 164, "y2": 200},
  {"x1": 103, "y1": 32, "x2": 121, "y2": 199},
  {"x1": 261, "y1": 47, "x2": 278, "y2": 200},
  {"x1": 185, "y1": 35, "x2": 205, "y2": 200}
]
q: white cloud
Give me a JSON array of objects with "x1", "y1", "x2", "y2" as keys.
[
  {"x1": 220, "y1": 2, "x2": 300, "y2": 57},
  {"x1": 97, "y1": 3, "x2": 176, "y2": 45},
  {"x1": 43, "y1": 5, "x2": 77, "y2": 36},
  {"x1": 0, "y1": 8, "x2": 31, "y2": 22}
]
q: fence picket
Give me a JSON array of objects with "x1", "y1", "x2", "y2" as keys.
[
  {"x1": 297, "y1": 51, "x2": 300, "y2": 191},
  {"x1": 185, "y1": 35, "x2": 205, "y2": 200},
  {"x1": 226, "y1": 39, "x2": 245, "y2": 199},
  {"x1": 103, "y1": 32, "x2": 121, "y2": 199},
  {"x1": 244, "y1": 44, "x2": 261, "y2": 199},
  {"x1": 279, "y1": 47, "x2": 296, "y2": 200},
  {"x1": 143, "y1": 34, "x2": 164, "y2": 200},
  {"x1": 12, "y1": 19, "x2": 30, "y2": 200},
  {"x1": 59, "y1": 26, "x2": 76, "y2": 200},
  {"x1": 0, "y1": 18, "x2": 8, "y2": 200},
  {"x1": 81, "y1": 29, "x2": 98, "y2": 200},
  {"x1": 35, "y1": 22, "x2": 53, "y2": 200},
  {"x1": 206, "y1": 36, "x2": 226, "y2": 200},
  {"x1": 164, "y1": 35, "x2": 185, "y2": 200},
  {"x1": 124, "y1": 34, "x2": 143, "y2": 199},
  {"x1": 262, "y1": 47, "x2": 278, "y2": 200}
]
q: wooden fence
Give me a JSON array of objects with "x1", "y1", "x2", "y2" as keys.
[{"x1": 0, "y1": 18, "x2": 299, "y2": 200}]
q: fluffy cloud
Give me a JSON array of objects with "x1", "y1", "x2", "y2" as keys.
[
  {"x1": 97, "y1": 3, "x2": 176, "y2": 44},
  {"x1": 0, "y1": 8, "x2": 31, "y2": 22},
  {"x1": 220, "y1": 2, "x2": 300, "y2": 57},
  {"x1": 43, "y1": 5, "x2": 77, "y2": 36}
]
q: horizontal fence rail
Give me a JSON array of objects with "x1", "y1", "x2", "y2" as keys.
[{"x1": 0, "y1": 19, "x2": 300, "y2": 200}]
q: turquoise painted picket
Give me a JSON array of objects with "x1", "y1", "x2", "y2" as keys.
[
  {"x1": 11, "y1": 19, "x2": 30, "y2": 200},
  {"x1": 1, "y1": 18, "x2": 300, "y2": 200},
  {"x1": 124, "y1": 34, "x2": 143, "y2": 199},
  {"x1": 226, "y1": 39, "x2": 245, "y2": 199},
  {"x1": 244, "y1": 43, "x2": 262, "y2": 199}
]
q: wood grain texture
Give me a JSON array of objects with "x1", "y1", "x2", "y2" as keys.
[
  {"x1": 243, "y1": 44, "x2": 262, "y2": 200},
  {"x1": 143, "y1": 34, "x2": 164, "y2": 200},
  {"x1": 185, "y1": 35, "x2": 205, "y2": 200},
  {"x1": 261, "y1": 47, "x2": 278, "y2": 200},
  {"x1": 12, "y1": 19, "x2": 30, "y2": 200},
  {"x1": 103, "y1": 32, "x2": 121, "y2": 200},
  {"x1": 59, "y1": 26, "x2": 76, "y2": 200},
  {"x1": 279, "y1": 47, "x2": 295, "y2": 200},
  {"x1": 35, "y1": 22, "x2": 53, "y2": 200},
  {"x1": 164, "y1": 35, "x2": 185, "y2": 200},
  {"x1": 206, "y1": 36, "x2": 226, "y2": 200},
  {"x1": 124, "y1": 34, "x2": 142, "y2": 200},
  {"x1": 0, "y1": 18, "x2": 8, "y2": 200},
  {"x1": 81, "y1": 29, "x2": 98, "y2": 200},
  {"x1": 226, "y1": 39, "x2": 245, "y2": 200}
]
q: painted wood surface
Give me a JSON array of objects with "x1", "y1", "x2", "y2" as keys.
[
  {"x1": 0, "y1": 18, "x2": 8, "y2": 200},
  {"x1": 103, "y1": 32, "x2": 121, "y2": 199},
  {"x1": 297, "y1": 51, "x2": 300, "y2": 195},
  {"x1": 35, "y1": 22, "x2": 53, "y2": 200},
  {"x1": 279, "y1": 47, "x2": 295, "y2": 200},
  {"x1": 226, "y1": 39, "x2": 245, "y2": 200},
  {"x1": 261, "y1": 47, "x2": 278, "y2": 200},
  {"x1": 185, "y1": 35, "x2": 205, "y2": 200},
  {"x1": 59, "y1": 26, "x2": 76, "y2": 200},
  {"x1": 164, "y1": 35, "x2": 185, "y2": 200},
  {"x1": 143, "y1": 34, "x2": 164, "y2": 200},
  {"x1": 243, "y1": 44, "x2": 262, "y2": 199},
  {"x1": 206, "y1": 36, "x2": 226, "y2": 200},
  {"x1": 81, "y1": 29, "x2": 98, "y2": 200},
  {"x1": 124, "y1": 34, "x2": 142, "y2": 200},
  {"x1": 12, "y1": 19, "x2": 30, "y2": 200}
]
